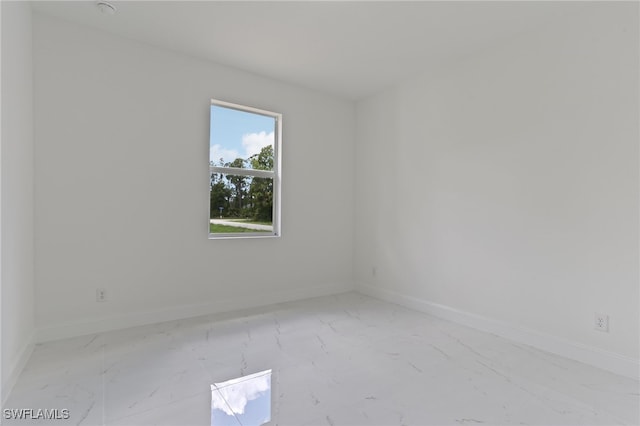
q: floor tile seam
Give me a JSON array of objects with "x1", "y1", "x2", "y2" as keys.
[{"x1": 104, "y1": 388, "x2": 211, "y2": 424}]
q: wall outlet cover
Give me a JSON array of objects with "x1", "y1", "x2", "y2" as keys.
[{"x1": 594, "y1": 312, "x2": 609, "y2": 332}]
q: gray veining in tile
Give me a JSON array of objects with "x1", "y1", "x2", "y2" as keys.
[{"x1": 4, "y1": 292, "x2": 638, "y2": 425}]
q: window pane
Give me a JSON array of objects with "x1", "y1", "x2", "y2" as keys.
[
  {"x1": 209, "y1": 99, "x2": 281, "y2": 239},
  {"x1": 210, "y1": 105, "x2": 275, "y2": 171},
  {"x1": 210, "y1": 173, "x2": 274, "y2": 234}
]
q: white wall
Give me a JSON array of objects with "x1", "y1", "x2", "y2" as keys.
[
  {"x1": 1, "y1": 1, "x2": 35, "y2": 403},
  {"x1": 33, "y1": 14, "x2": 355, "y2": 340},
  {"x1": 355, "y1": 3, "x2": 638, "y2": 371}
]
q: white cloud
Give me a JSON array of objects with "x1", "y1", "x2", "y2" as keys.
[
  {"x1": 242, "y1": 131, "x2": 274, "y2": 159},
  {"x1": 210, "y1": 144, "x2": 240, "y2": 165},
  {"x1": 211, "y1": 372, "x2": 271, "y2": 417},
  {"x1": 210, "y1": 132, "x2": 273, "y2": 165}
]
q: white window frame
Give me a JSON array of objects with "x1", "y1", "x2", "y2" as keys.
[{"x1": 209, "y1": 99, "x2": 282, "y2": 239}]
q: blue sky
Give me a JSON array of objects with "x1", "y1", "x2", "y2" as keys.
[{"x1": 210, "y1": 105, "x2": 275, "y2": 167}]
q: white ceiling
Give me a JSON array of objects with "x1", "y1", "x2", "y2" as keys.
[{"x1": 31, "y1": 1, "x2": 583, "y2": 100}]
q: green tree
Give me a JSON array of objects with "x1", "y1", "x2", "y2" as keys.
[
  {"x1": 210, "y1": 179, "x2": 231, "y2": 218},
  {"x1": 225, "y1": 157, "x2": 248, "y2": 217},
  {"x1": 248, "y1": 145, "x2": 274, "y2": 222},
  {"x1": 210, "y1": 159, "x2": 231, "y2": 218}
]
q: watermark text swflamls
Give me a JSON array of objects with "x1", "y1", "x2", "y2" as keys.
[{"x1": 3, "y1": 408, "x2": 70, "y2": 420}]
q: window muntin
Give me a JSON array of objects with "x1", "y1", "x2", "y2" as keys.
[{"x1": 209, "y1": 100, "x2": 281, "y2": 238}]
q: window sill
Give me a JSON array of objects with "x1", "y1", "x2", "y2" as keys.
[{"x1": 208, "y1": 233, "x2": 280, "y2": 240}]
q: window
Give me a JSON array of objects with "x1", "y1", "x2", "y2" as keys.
[{"x1": 209, "y1": 99, "x2": 281, "y2": 238}]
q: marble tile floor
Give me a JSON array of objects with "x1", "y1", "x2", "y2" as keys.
[{"x1": 4, "y1": 292, "x2": 639, "y2": 426}]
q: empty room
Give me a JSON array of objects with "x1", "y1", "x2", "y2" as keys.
[{"x1": 1, "y1": 1, "x2": 638, "y2": 425}]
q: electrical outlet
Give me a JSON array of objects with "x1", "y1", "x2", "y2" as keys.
[
  {"x1": 594, "y1": 313, "x2": 609, "y2": 332},
  {"x1": 96, "y1": 288, "x2": 106, "y2": 302}
]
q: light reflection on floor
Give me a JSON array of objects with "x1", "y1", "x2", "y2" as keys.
[{"x1": 211, "y1": 369, "x2": 272, "y2": 425}]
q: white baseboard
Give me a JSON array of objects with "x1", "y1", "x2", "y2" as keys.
[
  {"x1": 1, "y1": 331, "x2": 35, "y2": 407},
  {"x1": 356, "y1": 283, "x2": 639, "y2": 380},
  {"x1": 36, "y1": 282, "x2": 353, "y2": 343}
]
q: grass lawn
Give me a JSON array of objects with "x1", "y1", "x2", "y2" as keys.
[{"x1": 209, "y1": 223, "x2": 270, "y2": 233}]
